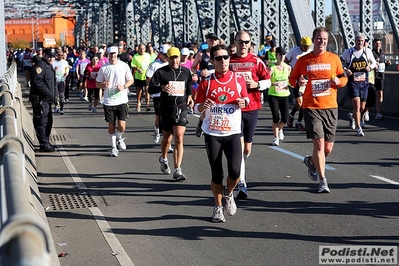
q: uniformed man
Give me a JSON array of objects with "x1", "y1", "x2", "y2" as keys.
[{"x1": 30, "y1": 49, "x2": 57, "y2": 152}]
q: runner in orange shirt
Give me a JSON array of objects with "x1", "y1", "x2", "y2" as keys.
[{"x1": 289, "y1": 27, "x2": 348, "y2": 193}]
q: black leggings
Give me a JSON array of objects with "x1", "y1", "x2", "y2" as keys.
[
  {"x1": 204, "y1": 133, "x2": 242, "y2": 184},
  {"x1": 268, "y1": 95, "x2": 289, "y2": 124}
]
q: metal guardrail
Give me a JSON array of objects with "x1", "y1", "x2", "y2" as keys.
[{"x1": 0, "y1": 61, "x2": 59, "y2": 266}]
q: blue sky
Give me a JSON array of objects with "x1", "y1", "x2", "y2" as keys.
[{"x1": 310, "y1": 0, "x2": 333, "y2": 15}]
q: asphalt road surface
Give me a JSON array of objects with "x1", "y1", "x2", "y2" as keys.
[{"x1": 31, "y1": 86, "x2": 398, "y2": 266}]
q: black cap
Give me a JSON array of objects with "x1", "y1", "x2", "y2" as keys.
[
  {"x1": 275, "y1": 47, "x2": 286, "y2": 54},
  {"x1": 206, "y1": 33, "x2": 219, "y2": 40},
  {"x1": 43, "y1": 48, "x2": 55, "y2": 57}
]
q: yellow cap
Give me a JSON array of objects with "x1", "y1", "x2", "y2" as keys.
[
  {"x1": 167, "y1": 47, "x2": 180, "y2": 57},
  {"x1": 300, "y1": 36, "x2": 312, "y2": 46}
]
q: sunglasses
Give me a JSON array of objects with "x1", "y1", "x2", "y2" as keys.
[
  {"x1": 214, "y1": 55, "x2": 230, "y2": 61},
  {"x1": 236, "y1": 40, "x2": 251, "y2": 44}
]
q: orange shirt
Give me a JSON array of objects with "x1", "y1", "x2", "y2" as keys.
[{"x1": 289, "y1": 52, "x2": 348, "y2": 109}]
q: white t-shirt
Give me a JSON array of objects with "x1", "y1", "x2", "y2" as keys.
[
  {"x1": 96, "y1": 60, "x2": 133, "y2": 106},
  {"x1": 52, "y1": 59, "x2": 69, "y2": 82},
  {"x1": 146, "y1": 59, "x2": 168, "y2": 98},
  {"x1": 286, "y1": 46, "x2": 312, "y2": 69}
]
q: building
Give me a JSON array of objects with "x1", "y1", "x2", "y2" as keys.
[{"x1": 5, "y1": 16, "x2": 75, "y2": 48}]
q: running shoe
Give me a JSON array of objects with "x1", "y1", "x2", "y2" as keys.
[
  {"x1": 212, "y1": 206, "x2": 225, "y2": 223},
  {"x1": 92, "y1": 107, "x2": 98, "y2": 113},
  {"x1": 375, "y1": 113, "x2": 383, "y2": 120},
  {"x1": 168, "y1": 145, "x2": 173, "y2": 153},
  {"x1": 195, "y1": 119, "x2": 203, "y2": 137},
  {"x1": 137, "y1": 103, "x2": 141, "y2": 112},
  {"x1": 88, "y1": 103, "x2": 92, "y2": 111},
  {"x1": 303, "y1": 155, "x2": 319, "y2": 181},
  {"x1": 83, "y1": 96, "x2": 89, "y2": 102},
  {"x1": 60, "y1": 110, "x2": 64, "y2": 115},
  {"x1": 223, "y1": 187, "x2": 237, "y2": 216},
  {"x1": 287, "y1": 114, "x2": 294, "y2": 128},
  {"x1": 54, "y1": 106, "x2": 59, "y2": 113},
  {"x1": 355, "y1": 127, "x2": 365, "y2": 137},
  {"x1": 318, "y1": 178, "x2": 330, "y2": 193},
  {"x1": 117, "y1": 137, "x2": 126, "y2": 150},
  {"x1": 111, "y1": 147, "x2": 119, "y2": 157},
  {"x1": 153, "y1": 133, "x2": 160, "y2": 144},
  {"x1": 295, "y1": 122, "x2": 306, "y2": 131},
  {"x1": 237, "y1": 184, "x2": 249, "y2": 199},
  {"x1": 146, "y1": 105, "x2": 151, "y2": 111},
  {"x1": 173, "y1": 168, "x2": 187, "y2": 181},
  {"x1": 272, "y1": 137, "x2": 279, "y2": 146},
  {"x1": 159, "y1": 155, "x2": 171, "y2": 174},
  {"x1": 363, "y1": 111, "x2": 369, "y2": 122},
  {"x1": 278, "y1": 129, "x2": 284, "y2": 140},
  {"x1": 348, "y1": 113, "x2": 355, "y2": 130}
]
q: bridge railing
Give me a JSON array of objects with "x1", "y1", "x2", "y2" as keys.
[{"x1": 0, "y1": 61, "x2": 59, "y2": 266}]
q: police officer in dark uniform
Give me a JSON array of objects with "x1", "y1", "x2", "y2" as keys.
[{"x1": 30, "y1": 48, "x2": 57, "y2": 152}]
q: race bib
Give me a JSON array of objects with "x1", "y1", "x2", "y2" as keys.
[
  {"x1": 377, "y1": 63, "x2": 385, "y2": 73},
  {"x1": 236, "y1": 71, "x2": 252, "y2": 81},
  {"x1": 209, "y1": 114, "x2": 232, "y2": 132},
  {"x1": 208, "y1": 104, "x2": 239, "y2": 133},
  {"x1": 275, "y1": 80, "x2": 288, "y2": 92},
  {"x1": 353, "y1": 72, "x2": 366, "y2": 82},
  {"x1": 168, "y1": 81, "x2": 185, "y2": 96},
  {"x1": 91, "y1": 72, "x2": 98, "y2": 79},
  {"x1": 311, "y1": 79, "x2": 331, "y2": 97},
  {"x1": 108, "y1": 87, "x2": 121, "y2": 98}
]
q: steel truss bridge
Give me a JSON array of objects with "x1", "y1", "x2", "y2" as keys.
[{"x1": 3, "y1": 0, "x2": 399, "y2": 51}]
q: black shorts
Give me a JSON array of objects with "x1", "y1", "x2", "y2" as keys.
[
  {"x1": 161, "y1": 105, "x2": 188, "y2": 132},
  {"x1": 88, "y1": 88, "x2": 100, "y2": 99},
  {"x1": 135, "y1": 79, "x2": 147, "y2": 88},
  {"x1": 366, "y1": 84, "x2": 376, "y2": 109},
  {"x1": 103, "y1": 104, "x2": 129, "y2": 122},
  {"x1": 24, "y1": 66, "x2": 32, "y2": 72},
  {"x1": 241, "y1": 110, "x2": 258, "y2": 143},
  {"x1": 153, "y1": 97, "x2": 161, "y2": 115},
  {"x1": 375, "y1": 79, "x2": 384, "y2": 91}
]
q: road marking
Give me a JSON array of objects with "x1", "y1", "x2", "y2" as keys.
[
  {"x1": 269, "y1": 146, "x2": 336, "y2": 170},
  {"x1": 89, "y1": 207, "x2": 135, "y2": 266},
  {"x1": 370, "y1": 175, "x2": 399, "y2": 187},
  {"x1": 53, "y1": 129, "x2": 135, "y2": 266}
]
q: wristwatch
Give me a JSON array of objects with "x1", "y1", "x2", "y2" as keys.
[{"x1": 256, "y1": 82, "x2": 261, "y2": 90}]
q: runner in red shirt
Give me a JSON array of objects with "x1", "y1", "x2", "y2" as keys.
[{"x1": 229, "y1": 30, "x2": 271, "y2": 199}]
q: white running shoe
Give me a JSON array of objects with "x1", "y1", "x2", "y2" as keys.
[
  {"x1": 212, "y1": 206, "x2": 225, "y2": 223},
  {"x1": 223, "y1": 187, "x2": 237, "y2": 216},
  {"x1": 159, "y1": 156, "x2": 171, "y2": 174},
  {"x1": 304, "y1": 155, "x2": 319, "y2": 181},
  {"x1": 356, "y1": 127, "x2": 365, "y2": 137},
  {"x1": 318, "y1": 178, "x2": 330, "y2": 193},
  {"x1": 153, "y1": 133, "x2": 160, "y2": 144},
  {"x1": 117, "y1": 138, "x2": 126, "y2": 150},
  {"x1": 110, "y1": 147, "x2": 119, "y2": 157},
  {"x1": 363, "y1": 111, "x2": 369, "y2": 122},
  {"x1": 168, "y1": 145, "x2": 173, "y2": 153},
  {"x1": 173, "y1": 168, "x2": 187, "y2": 181},
  {"x1": 348, "y1": 113, "x2": 355, "y2": 130},
  {"x1": 272, "y1": 137, "x2": 279, "y2": 146},
  {"x1": 237, "y1": 184, "x2": 249, "y2": 199},
  {"x1": 278, "y1": 129, "x2": 284, "y2": 140}
]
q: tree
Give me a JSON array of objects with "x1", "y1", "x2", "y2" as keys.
[{"x1": 325, "y1": 14, "x2": 332, "y2": 32}]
